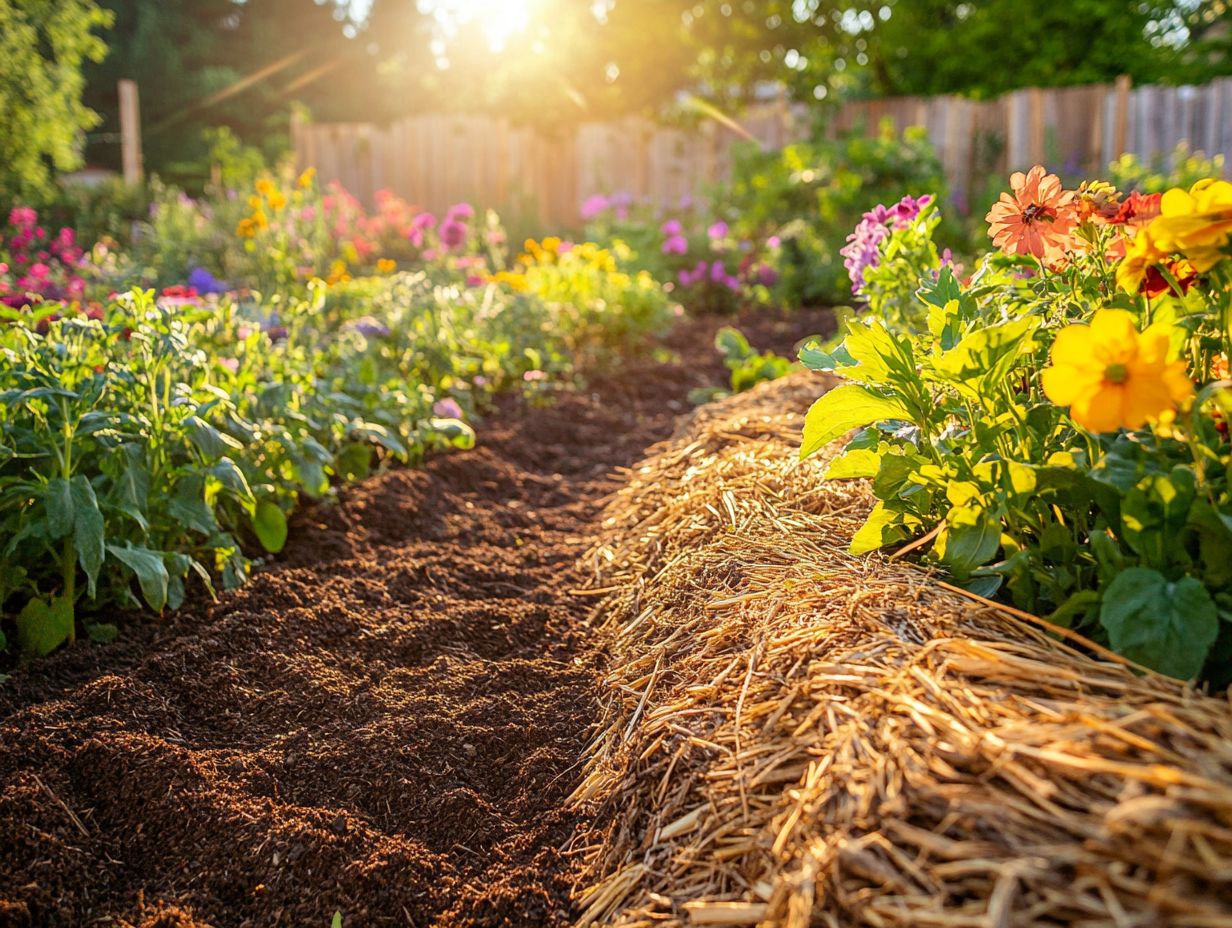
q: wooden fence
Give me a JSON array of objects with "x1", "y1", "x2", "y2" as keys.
[{"x1": 292, "y1": 77, "x2": 1232, "y2": 225}]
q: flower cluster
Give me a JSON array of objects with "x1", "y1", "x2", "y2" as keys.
[
  {"x1": 0, "y1": 207, "x2": 89, "y2": 308},
  {"x1": 840, "y1": 194, "x2": 933, "y2": 293}
]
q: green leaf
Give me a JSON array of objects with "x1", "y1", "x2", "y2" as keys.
[
  {"x1": 800, "y1": 384, "x2": 911, "y2": 460},
  {"x1": 15, "y1": 595, "x2": 74, "y2": 656},
  {"x1": 169, "y1": 475, "x2": 218, "y2": 535},
  {"x1": 186, "y1": 416, "x2": 244, "y2": 460},
  {"x1": 1100, "y1": 568, "x2": 1218, "y2": 679},
  {"x1": 798, "y1": 338, "x2": 853, "y2": 372},
  {"x1": 714, "y1": 326, "x2": 752, "y2": 362},
  {"x1": 106, "y1": 543, "x2": 170, "y2": 613},
  {"x1": 44, "y1": 478, "x2": 74, "y2": 539},
  {"x1": 826, "y1": 447, "x2": 882, "y2": 480},
  {"x1": 429, "y1": 418, "x2": 476, "y2": 451},
  {"x1": 86, "y1": 623, "x2": 118, "y2": 644},
  {"x1": 935, "y1": 505, "x2": 1002, "y2": 578},
  {"x1": 1120, "y1": 467, "x2": 1196, "y2": 566},
  {"x1": 332, "y1": 912, "x2": 343, "y2": 928},
  {"x1": 253, "y1": 500, "x2": 288, "y2": 554},
  {"x1": 850, "y1": 502, "x2": 914, "y2": 555},
  {"x1": 70, "y1": 476, "x2": 105, "y2": 596},
  {"x1": 210, "y1": 457, "x2": 254, "y2": 503}
]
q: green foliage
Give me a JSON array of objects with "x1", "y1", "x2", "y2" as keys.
[
  {"x1": 690, "y1": 326, "x2": 794, "y2": 404},
  {"x1": 0, "y1": 253, "x2": 670, "y2": 654},
  {"x1": 720, "y1": 126, "x2": 952, "y2": 307},
  {"x1": 0, "y1": 0, "x2": 112, "y2": 202},
  {"x1": 1107, "y1": 143, "x2": 1228, "y2": 196}
]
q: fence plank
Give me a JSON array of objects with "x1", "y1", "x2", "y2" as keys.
[{"x1": 295, "y1": 78, "x2": 1230, "y2": 224}]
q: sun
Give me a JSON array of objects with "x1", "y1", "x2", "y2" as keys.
[{"x1": 421, "y1": 0, "x2": 534, "y2": 53}]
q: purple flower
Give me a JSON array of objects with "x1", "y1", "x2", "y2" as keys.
[
  {"x1": 709, "y1": 260, "x2": 727, "y2": 283},
  {"x1": 409, "y1": 212, "x2": 437, "y2": 247},
  {"x1": 433, "y1": 397, "x2": 464, "y2": 419},
  {"x1": 662, "y1": 235, "x2": 688, "y2": 255},
  {"x1": 755, "y1": 265, "x2": 779, "y2": 287},
  {"x1": 660, "y1": 219, "x2": 683, "y2": 236},
  {"x1": 446, "y1": 202, "x2": 475, "y2": 222},
  {"x1": 439, "y1": 219, "x2": 467, "y2": 249},
  {"x1": 840, "y1": 193, "x2": 935, "y2": 294},
  {"x1": 350, "y1": 315, "x2": 390, "y2": 338},
  {"x1": 766, "y1": 235, "x2": 781, "y2": 250},
  {"x1": 187, "y1": 266, "x2": 228, "y2": 295},
  {"x1": 580, "y1": 194, "x2": 610, "y2": 220},
  {"x1": 707, "y1": 221, "x2": 729, "y2": 240},
  {"x1": 678, "y1": 260, "x2": 707, "y2": 287}
]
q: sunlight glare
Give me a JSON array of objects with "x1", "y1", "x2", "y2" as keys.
[{"x1": 420, "y1": 0, "x2": 534, "y2": 53}]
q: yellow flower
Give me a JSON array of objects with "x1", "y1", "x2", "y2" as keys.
[
  {"x1": 251, "y1": 209, "x2": 269, "y2": 230},
  {"x1": 255, "y1": 178, "x2": 275, "y2": 197},
  {"x1": 1147, "y1": 179, "x2": 1232, "y2": 272},
  {"x1": 236, "y1": 218, "x2": 257, "y2": 238},
  {"x1": 1041, "y1": 309, "x2": 1192, "y2": 433},
  {"x1": 1116, "y1": 227, "x2": 1167, "y2": 293},
  {"x1": 267, "y1": 190, "x2": 287, "y2": 211},
  {"x1": 247, "y1": 194, "x2": 263, "y2": 211},
  {"x1": 376, "y1": 258, "x2": 396, "y2": 274},
  {"x1": 297, "y1": 167, "x2": 316, "y2": 189},
  {"x1": 326, "y1": 259, "x2": 350, "y2": 285},
  {"x1": 489, "y1": 270, "x2": 530, "y2": 292}
]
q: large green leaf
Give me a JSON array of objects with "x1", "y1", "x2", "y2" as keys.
[
  {"x1": 253, "y1": 500, "x2": 288, "y2": 554},
  {"x1": 1100, "y1": 568, "x2": 1218, "y2": 679},
  {"x1": 15, "y1": 595, "x2": 74, "y2": 656},
  {"x1": 44, "y1": 478, "x2": 74, "y2": 539},
  {"x1": 800, "y1": 384, "x2": 911, "y2": 460},
  {"x1": 70, "y1": 476, "x2": 105, "y2": 596},
  {"x1": 107, "y1": 543, "x2": 170, "y2": 613}
]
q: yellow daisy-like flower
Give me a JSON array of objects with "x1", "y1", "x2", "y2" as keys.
[
  {"x1": 1116, "y1": 227, "x2": 1168, "y2": 293},
  {"x1": 236, "y1": 218, "x2": 257, "y2": 238},
  {"x1": 1041, "y1": 309, "x2": 1192, "y2": 433},
  {"x1": 376, "y1": 258, "x2": 396, "y2": 274},
  {"x1": 255, "y1": 178, "x2": 275, "y2": 197},
  {"x1": 297, "y1": 167, "x2": 316, "y2": 189},
  {"x1": 1148, "y1": 179, "x2": 1232, "y2": 272},
  {"x1": 267, "y1": 190, "x2": 287, "y2": 211}
]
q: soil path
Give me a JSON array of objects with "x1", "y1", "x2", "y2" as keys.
[{"x1": 0, "y1": 310, "x2": 831, "y2": 928}]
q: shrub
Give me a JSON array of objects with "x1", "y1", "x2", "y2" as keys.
[{"x1": 801, "y1": 166, "x2": 1232, "y2": 683}]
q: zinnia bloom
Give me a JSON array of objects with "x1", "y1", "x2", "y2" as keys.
[
  {"x1": 1146, "y1": 179, "x2": 1232, "y2": 272},
  {"x1": 1041, "y1": 309, "x2": 1192, "y2": 433},
  {"x1": 986, "y1": 165, "x2": 1077, "y2": 263}
]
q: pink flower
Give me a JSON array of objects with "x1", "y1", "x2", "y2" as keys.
[
  {"x1": 8, "y1": 207, "x2": 36, "y2": 229},
  {"x1": 707, "y1": 221, "x2": 729, "y2": 240},
  {"x1": 580, "y1": 194, "x2": 610, "y2": 220},
  {"x1": 220, "y1": 358, "x2": 239, "y2": 373},
  {"x1": 660, "y1": 219, "x2": 683, "y2": 236},
  {"x1": 433, "y1": 397, "x2": 464, "y2": 418},
  {"x1": 29, "y1": 263, "x2": 49, "y2": 279},
  {"x1": 439, "y1": 219, "x2": 467, "y2": 249},
  {"x1": 446, "y1": 202, "x2": 475, "y2": 221},
  {"x1": 662, "y1": 235, "x2": 688, "y2": 255},
  {"x1": 523, "y1": 370, "x2": 546, "y2": 382}
]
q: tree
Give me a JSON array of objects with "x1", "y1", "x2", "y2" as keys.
[{"x1": 0, "y1": 0, "x2": 113, "y2": 203}]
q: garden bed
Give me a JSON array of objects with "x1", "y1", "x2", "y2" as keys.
[
  {"x1": 0, "y1": 310, "x2": 829, "y2": 928},
  {"x1": 572, "y1": 372, "x2": 1232, "y2": 927}
]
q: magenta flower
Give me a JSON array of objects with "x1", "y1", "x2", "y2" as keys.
[
  {"x1": 580, "y1": 194, "x2": 610, "y2": 220},
  {"x1": 840, "y1": 194, "x2": 935, "y2": 294},
  {"x1": 433, "y1": 397, "x2": 464, "y2": 419},
  {"x1": 446, "y1": 202, "x2": 475, "y2": 222},
  {"x1": 660, "y1": 219, "x2": 683, "y2": 236},
  {"x1": 439, "y1": 219, "x2": 467, "y2": 249},
  {"x1": 707, "y1": 221, "x2": 729, "y2": 240},
  {"x1": 408, "y1": 212, "x2": 437, "y2": 247},
  {"x1": 662, "y1": 235, "x2": 688, "y2": 255}
]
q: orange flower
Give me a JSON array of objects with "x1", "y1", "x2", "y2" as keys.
[
  {"x1": 1041, "y1": 309, "x2": 1192, "y2": 433},
  {"x1": 1108, "y1": 191, "x2": 1162, "y2": 227},
  {"x1": 1139, "y1": 258, "x2": 1198, "y2": 298},
  {"x1": 986, "y1": 165, "x2": 1078, "y2": 264},
  {"x1": 376, "y1": 258, "x2": 396, "y2": 274}
]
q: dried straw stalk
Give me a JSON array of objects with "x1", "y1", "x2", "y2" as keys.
[{"x1": 571, "y1": 371, "x2": 1232, "y2": 928}]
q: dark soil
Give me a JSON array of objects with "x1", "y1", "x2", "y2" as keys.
[{"x1": 0, "y1": 308, "x2": 832, "y2": 928}]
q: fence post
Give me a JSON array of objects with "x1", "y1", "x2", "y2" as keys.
[
  {"x1": 1113, "y1": 75, "x2": 1131, "y2": 159},
  {"x1": 118, "y1": 79, "x2": 143, "y2": 185}
]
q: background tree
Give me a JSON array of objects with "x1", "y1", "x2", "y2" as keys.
[{"x1": 0, "y1": 0, "x2": 112, "y2": 202}]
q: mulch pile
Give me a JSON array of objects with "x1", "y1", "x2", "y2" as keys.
[
  {"x1": 0, "y1": 310, "x2": 831, "y2": 928},
  {"x1": 572, "y1": 371, "x2": 1232, "y2": 927}
]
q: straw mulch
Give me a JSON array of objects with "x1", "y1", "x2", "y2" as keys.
[{"x1": 570, "y1": 370, "x2": 1232, "y2": 928}]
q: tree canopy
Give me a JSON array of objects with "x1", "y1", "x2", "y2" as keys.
[{"x1": 0, "y1": 0, "x2": 112, "y2": 202}]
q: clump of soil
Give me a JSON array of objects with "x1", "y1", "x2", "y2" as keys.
[{"x1": 0, "y1": 309, "x2": 831, "y2": 927}]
